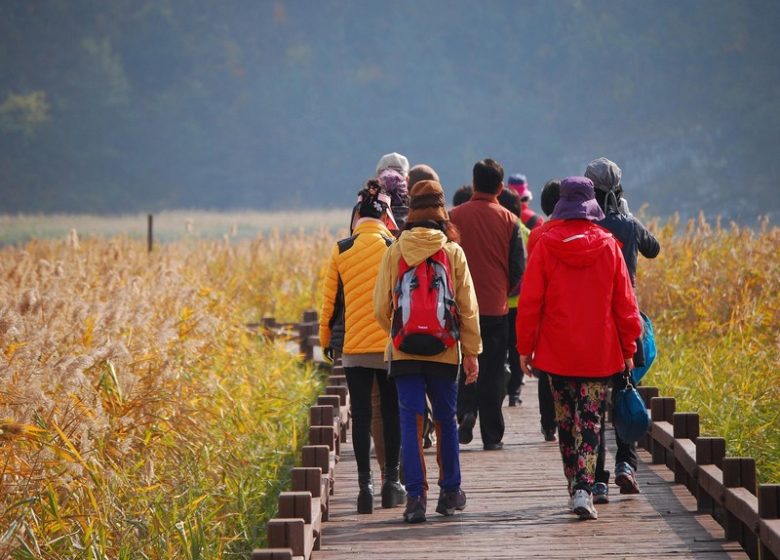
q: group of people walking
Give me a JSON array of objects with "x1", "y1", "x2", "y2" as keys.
[{"x1": 318, "y1": 152, "x2": 659, "y2": 523}]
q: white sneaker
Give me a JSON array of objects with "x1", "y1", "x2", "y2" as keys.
[{"x1": 571, "y1": 489, "x2": 598, "y2": 520}]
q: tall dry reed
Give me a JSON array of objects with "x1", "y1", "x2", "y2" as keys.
[
  {"x1": 0, "y1": 232, "x2": 334, "y2": 558},
  {"x1": 638, "y1": 214, "x2": 779, "y2": 482}
]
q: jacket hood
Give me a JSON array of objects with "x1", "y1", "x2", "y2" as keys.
[
  {"x1": 541, "y1": 220, "x2": 615, "y2": 268},
  {"x1": 397, "y1": 227, "x2": 448, "y2": 266}
]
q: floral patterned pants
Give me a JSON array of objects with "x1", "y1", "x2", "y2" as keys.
[{"x1": 549, "y1": 375, "x2": 608, "y2": 494}]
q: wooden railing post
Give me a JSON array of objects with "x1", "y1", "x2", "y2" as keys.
[
  {"x1": 695, "y1": 437, "x2": 726, "y2": 513},
  {"x1": 723, "y1": 457, "x2": 759, "y2": 558},
  {"x1": 636, "y1": 386, "x2": 659, "y2": 450},
  {"x1": 650, "y1": 397, "x2": 675, "y2": 466},
  {"x1": 673, "y1": 412, "x2": 700, "y2": 491},
  {"x1": 758, "y1": 484, "x2": 780, "y2": 560}
]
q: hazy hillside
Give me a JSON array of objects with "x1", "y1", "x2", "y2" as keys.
[{"x1": 1, "y1": 0, "x2": 778, "y2": 221}]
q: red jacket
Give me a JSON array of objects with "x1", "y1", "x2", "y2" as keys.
[
  {"x1": 521, "y1": 203, "x2": 544, "y2": 230},
  {"x1": 516, "y1": 220, "x2": 641, "y2": 378}
]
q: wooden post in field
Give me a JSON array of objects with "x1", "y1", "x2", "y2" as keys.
[{"x1": 147, "y1": 214, "x2": 154, "y2": 252}]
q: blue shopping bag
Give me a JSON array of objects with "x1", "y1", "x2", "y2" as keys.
[
  {"x1": 631, "y1": 312, "x2": 656, "y2": 385},
  {"x1": 614, "y1": 372, "x2": 651, "y2": 443}
]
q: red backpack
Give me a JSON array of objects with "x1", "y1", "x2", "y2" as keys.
[{"x1": 391, "y1": 249, "x2": 460, "y2": 356}]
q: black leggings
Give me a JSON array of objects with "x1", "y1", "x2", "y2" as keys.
[{"x1": 344, "y1": 367, "x2": 401, "y2": 474}]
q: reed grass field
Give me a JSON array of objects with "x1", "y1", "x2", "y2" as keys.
[
  {"x1": 638, "y1": 215, "x2": 780, "y2": 483},
  {"x1": 0, "y1": 212, "x2": 778, "y2": 558},
  {"x1": 0, "y1": 231, "x2": 334, "y2": 558}
]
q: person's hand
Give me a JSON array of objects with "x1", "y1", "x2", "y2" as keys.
[
  {"x1": 520, "y1": 355, "x2": 534, "y2": 377},
  {"x1": 624, "y1": 357, "x2": 634, "y2": 371},
  {"x1": 323, "y1": 347, "x2": 334, "y2": 363},
  {"x1": 463, "y1": 355, "x2": 479, "y2": 384}
]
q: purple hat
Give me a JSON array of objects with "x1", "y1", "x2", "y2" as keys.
[
  {"x1": 550, "y1": 176, "x2": 605, "y2": 222},
  {"x1": 377, "y1": 168, "x2": 408, "y2": 206}
]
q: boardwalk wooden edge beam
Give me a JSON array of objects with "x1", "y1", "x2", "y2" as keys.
[
  {"x1": 261, "y1": 314, "x2": 780, "y2": 559},
  {"x1": 250, "y1": 548, "x2": 294, "y2": 560},
  {"x1": 251, "y1": 313, "x2": 340, "y2": 560},
  {"x1": 643, "y1": 394, "x2": 780, "y2": 558}
]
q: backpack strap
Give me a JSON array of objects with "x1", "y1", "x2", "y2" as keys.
[
  {"x1": 337, "y1": 234, "x2": 358, "y2": 254},
  {"x1": 524, "y1": 214, "x2": 539, "y2": 229}
]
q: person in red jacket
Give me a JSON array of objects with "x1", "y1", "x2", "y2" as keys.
[
  {"x1": 516, "y1": 176, "x2": 641, "y2": 521},
  {"x1": 508, "y1": 174, "x2": 544, "y2": 230}
]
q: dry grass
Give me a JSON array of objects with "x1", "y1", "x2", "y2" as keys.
[
  {"x1": 1, "y1": 211, "x2": 777, "y2": 558},
  {"x1": 638, "y1": 214, "x2": 780, "y2": 483},
  {"x1": 0, "y1": 231, "x2": 336, "y2": 558},
  {"x1": 0, "y1": 210, "x2": 350, "y2": 245}
]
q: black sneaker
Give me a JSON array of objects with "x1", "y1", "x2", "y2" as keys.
[
  {"x1": 403, "y1": 495, "x2": 427, "y2": 523},
  {"x1": 458, "y1": 412, "x2": 476, "y2": 445},
  {"x1": 435, "y1": 488, "x2": 467, "y2": 516},
  {"x1": 508, "y1": 394, "x2": 522, "y2": 407},
  {"x1": 542, "y1": 427, "x2": 556, "y2": 442}
]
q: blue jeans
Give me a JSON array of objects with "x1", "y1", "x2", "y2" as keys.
[{"x1": 394, "y1": 372, "x2": 460, "y2": 498}]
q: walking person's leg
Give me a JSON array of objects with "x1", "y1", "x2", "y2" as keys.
[
  {"x1": 427, "y1": 372, "x2": 468, "y2": 516},
  {"x1": 374, "y1": 369, "x2": 406, "y2": 507},
  {"x1": 569, "y1": 379, "x2": 608, "y2": 520},
  {"x1": 477, "y1": 315, "x2": 508, "y2": 449},
  {"x1": 549, "y1": 375, "x2": 578, "y2": 497},
  {"x1": 370, "y1": 376, "x2": 386, "y2": 479},
  {"x1": 457, "y1": 367, "x2": 478, "y2": 444},
  {"x1": 394, "y1": 373, "x2": 429, "y2": 523},
  {"x1": 506, "y1": 307, "x2": 523, "y2": 406},
  {"x1": 344, "y1": 367, "x2": 377, "y2": 513},
  {"x1": 536, "y1": 369, "x2": 557, "y2": 441}
]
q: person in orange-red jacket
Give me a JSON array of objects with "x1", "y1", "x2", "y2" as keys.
[{"x1": 516, "y1": 176, "x2": 641, "y2": 521}]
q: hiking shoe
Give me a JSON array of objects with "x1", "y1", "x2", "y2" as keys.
[
  {"x1": 542, "y1": 427, "x2": 556, "y2": 442},
  {"x1": 403, "y1": 495, "x2": 427, "y2": 523},
  {"x1": 483, "y1": 441, "x2": 504, "y2": 451},
  {"x1": 592, "y1": 482, "x2": 609, "y2": 504},
  {"x1": 458, "y1": 412, "x2": 476, "y2": 445},
  {"x1": 435, "y1": 488, "x2": 467, "y2": 516},
  {"x1": 571, "y1": 489, "x2": 598, "y2": 520},
  {"x1": 381, "y1": 480, "x2": 407, "y2": 508},
  {"x1": 508, "y1": 394, "x2": 521, "y2": 407},
  {"x1": 615, "y1": 462, "x2": 640, "y2": 494}
]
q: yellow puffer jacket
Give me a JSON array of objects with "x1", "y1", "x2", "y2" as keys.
[
  {"x1": 373, "y1": 227, "x2": 482, "y2": 364},
  {"x1": 319, "y1": 219, "x2": 394, "y2": 354}
]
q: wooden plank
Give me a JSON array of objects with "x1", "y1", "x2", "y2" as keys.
[
  {"x1": 313, "y1": 376, "x2": 749, "y2": 560},
  {"x1": 250, "y1": 549, "x2": 294, "y2": 560},
  {"x1": 759, "y1": 518, "x2": 780, "y2": 559}
]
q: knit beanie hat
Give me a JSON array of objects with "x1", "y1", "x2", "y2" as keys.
[
  {"x1": 377, "y1": 168, "x2": 409, "y2": 207},
  {"x1": 508, "y1": 173, "x2": 532, "y2": 201},
  {"x1": 376, "y1": 152, "x2": 410, "y2": 177},
  {"x1": 406, "y1": 180, "x2": 449, "y2": 224}
]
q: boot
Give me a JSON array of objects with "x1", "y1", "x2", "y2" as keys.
[
  {"x1": 381, "y1": 467, "x2": 407, "y2": 508},
  {"x1": 357, "y1": 471, "x2": 374, "y2": 514}
]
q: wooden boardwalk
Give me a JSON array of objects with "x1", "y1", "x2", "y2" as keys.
[{"x1": 315, "y1": 377, "x2": 747, "y2": 560}]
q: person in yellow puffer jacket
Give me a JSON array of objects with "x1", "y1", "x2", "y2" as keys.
[
  {"x1": 319, "y1": 180, "x2": 406, "y2": 515},
  {"x1": 373, "y1": 180, "x2": 482, "y2": 524}
]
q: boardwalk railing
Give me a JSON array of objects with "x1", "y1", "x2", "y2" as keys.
[
  {"x1": 250, "y1": 311, "x2": 349, "y2": 560},
  {"x1": 635, "y1": 388, "x2": 780, "y2": 560},
  {"x1": 252, "y1": 310, "x2": 779, "y2": 560}
]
